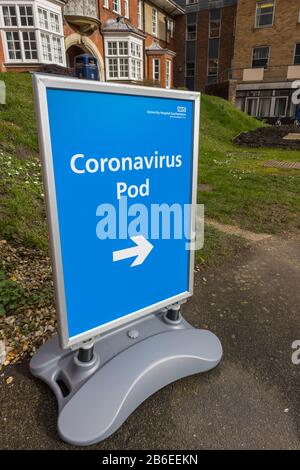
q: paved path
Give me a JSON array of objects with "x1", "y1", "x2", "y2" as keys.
[{"x1": 1, "y1": 234, "x2": 300, "y2": 449}]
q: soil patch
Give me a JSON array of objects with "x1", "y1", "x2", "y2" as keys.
[{"x1": 233, "y1": 125, "x2": 300, "y2": 150}]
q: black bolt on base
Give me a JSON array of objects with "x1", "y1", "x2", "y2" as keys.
[
  {"x1": 77, "y1": 344, "x2": 94, "y2": 363},
  {"x1": 166, "y1": 305, "x2": 181, "y2": 323}
]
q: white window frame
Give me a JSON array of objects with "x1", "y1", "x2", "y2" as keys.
[
  {"x1": 186, "y1": 23, "x2": 196, "y2": 41},
  {"x1": 153, "y1": 57, "x2": 160, "y2": 81},
  {"x1": 252, "y1": 45, "x2": 270, "y2": 68},
  {"x1": 124, "y1": 0, "x2": 129, "y2": 18},
  {"x1": 0, "y1": 0, "x2": 65, "y2": 66},
  {"x1": 152, "y1": 8, "x2": 157, "y2": 36},
  {"x1": 104, "y1": 36, "x2": 143, "y2": 81},
  {"x1": 294, "y1": 43, "x2": 300, "y2": 65},
  {"x1": 112, "y1": 0, "x2": 121, "y2": 14},
  {"x1": 166, "y1": 59, "x2": 171, "y2": 88},
  {"x1": 103, "y1": 0, "x2": 109, "y2": 9},
  {"x1": 138, "y1": 0, "x2": 143, "y2": 30},
  {"x1": 167, "y1": 18, "x2": 174, "y2": 39},
  {"x1": 255, "y1": 0, "x2": 275, "y2": 29}
]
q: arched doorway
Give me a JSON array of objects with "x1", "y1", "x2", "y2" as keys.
[
  {"x1": 66, "y1": 44, "x2": 86, "y2": 69},
  {"x1": 65, "y1": 33, "x2": 105, "y2": 81}
]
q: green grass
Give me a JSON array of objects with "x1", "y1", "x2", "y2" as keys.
[
  {"x1": 199, "y1": 94, "x2": 300, "y2": 234},
  {"x1": 0, "y1": 73, "x2": 299, "y2": 259},
  {"x1": 196, "y1": 225, "x2": 248, "y2": 267}
]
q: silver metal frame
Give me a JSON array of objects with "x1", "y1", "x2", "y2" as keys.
[{"x1": 32, "y1": 73, "x2": 200, "y2": 350}]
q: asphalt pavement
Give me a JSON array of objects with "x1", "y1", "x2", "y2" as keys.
[{"x1": 1, "y1": 234, "x2": 300, "y2": 450}]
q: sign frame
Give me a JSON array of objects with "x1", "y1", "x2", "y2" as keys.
[{"x1": 33, "y1": 74, "x2": 200, "y2": 349}]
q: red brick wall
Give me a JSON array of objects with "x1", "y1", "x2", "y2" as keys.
[
  {"x1": 195, "y1": 9, "x2": 209, "y2": 92},
  {"x1": 219, "y1": 6, "x2": 236, "y2": 83},
  {"x1": 147, "y1": 52, "x2": 173, "y2": 87},
  {"x1": 0, "y1": 34, "x2": 5, "y2": 72}
]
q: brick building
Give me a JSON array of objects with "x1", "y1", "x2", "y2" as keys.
[
  {"x1": 0, "y1": 0, "x2": 184, "y2": 88},
  {"x1": 232, "y1": 0, "x2": 300, "y2": 121},
  {"x1": 173, "y1": 0, "x2": 237, "y2": 94}
]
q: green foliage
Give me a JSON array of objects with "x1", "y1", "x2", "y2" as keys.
[{"x1": 0, "y1": 262, "x2": 25, "y2": 316}]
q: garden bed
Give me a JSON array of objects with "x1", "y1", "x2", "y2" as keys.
[{"x1": 233, "y1": 125, "x2": 300, "y2": 150}]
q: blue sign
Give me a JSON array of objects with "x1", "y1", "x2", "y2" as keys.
[{"x1": 34, "y1": 76, "x2": 200, "y2": 348}]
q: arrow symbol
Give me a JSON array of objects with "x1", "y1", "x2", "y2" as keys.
[{"x1": 113, "y1": 236, "x2": 153, "y2": 267}]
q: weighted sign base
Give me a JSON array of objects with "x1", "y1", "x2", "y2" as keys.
[{"x1": 30, "y1": 311, "x2": 222, "y2": 446}]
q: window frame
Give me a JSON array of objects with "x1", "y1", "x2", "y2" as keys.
[
  {"x1": 166, "y1": 59, "x2": 171, "y2": 89},
  {"x1": 252, "y1": 45, "x2": 270, "y2": 68},
  {"x1": 186, "y1": 23, "x2": 196, "y2": 41},
  {"x1": 112, "y1": 0, "x2": 121, "y2": 14},
  {"x1": 255, "y1": 0, "x2": 275, "y2": 29},
  {"x1": 103, "y1": 0, "x2": 109, "y2": 9},
  {"x1": 137, "y1": 0, "x2": 143, "y2": 30},
  {"x1": 0, "y1": 1, "x2": 65, "y2": 65},
  {"x1": 153, "y1": 57, "x2": 160, "y2": 81},
  {"x1": 152, "y1": 7, "x2": 157, "y2": 37},
  {"x1": 104, "y1": 36, "x2": 143, "y2": 81},
  {"x1": 124, "y1": 0, "x2": 129, "y2": 19},
  {"x1": 294, "y1": 43, "x2": 300, "y2": 65},
  {"x1": 186, "y1": 61, "x2": 195, "y2": 78}
]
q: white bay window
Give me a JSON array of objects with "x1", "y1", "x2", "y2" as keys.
[
  {"x1": 0, "y1": 1, "x2": 65, "y2": 66},
  {"x1": 105, "y1": 37, "x2": 143, "y2": 81}
]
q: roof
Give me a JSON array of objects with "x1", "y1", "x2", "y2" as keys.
[
  {"x1": 151, "y1": 0, "x2": 185, "y2": 15},
  {"x1": 102, "y1": 17, "x2": 144, "y2": 36},
  {"x1": 146, "y1": 40, "x2": 176, "y2": 56},
  {"x1": 174, "y1": 0, "x2": 237, "y2": 12}
]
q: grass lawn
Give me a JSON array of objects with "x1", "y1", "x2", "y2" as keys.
[
  {"x1": 0, "y1": 73, "x2": 299, "y2": 263},
  {"x1": 200, "y1": 94, "x2": 300, "y2": 234}
]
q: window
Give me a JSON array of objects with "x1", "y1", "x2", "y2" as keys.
[
  {"x1": 187, "y1": 24, "x2": 196, "y2": 41},
  {"x1": 112, "y1": 0, "x2": 121, "y2": 14},
  {"x1": 2, "y1": 6, "x2": 17, "y2": 26},
  {"x1": 19, "y1": 5, "x2": 33, "y2": 26},
  {"x1": 138, "y1": 0, "x2": 143, "y2": 29},
  {"x1": 152, "y1": 8, "x2": 157, "y2": 36},
  {"x1": 255, "y1": 1, "x2": 275, "y2": 28},
  {"x1": 153, "y1": 58, "x2": 160, "y2": 81},
  {"x1": 209, "y1": 9, "x2": 221, "y2": 38},
  {"x1": 52, "y1": 35, "x2": 63, "y2": 64},
  {"x1": 105, "y1": 38, "x2": 143, "y2": 80},
  {"x1": 186, "y1": 0, "x2": 198, "y2": 4},
  {"x1": 38, "y1": 8, "x2": 49, "y2": 30},
  {"x1": 1, "y1": 2, "x2": 64, "y2": 65},
  {"x1": 124, "y1": 0, "x2": 129, "y2": 18},
  {"x1": 50, "y1": 12, "x2": 60, "y2": 33},
  {"x1": 22, "y1": 31, "x2": 37, "y2": 59},
  {"x1": 274, "y1": 97, "x2": 288, "y2": 117},
  {"x1": 167, "y1": 19, "x2": 174, "y2": 38},
  {"x1": 166, "y1": 60, "x2": 171, "y2": 88},
  {"x1": 103, "y1": 0, "x2": 109, "y2": 8},
  {"x1": 294, "y1": 44, "x2": 300, "y2": 65},
  {"x1": 41, "y1": 32, "x2": 52, "y2": 61},
  {"x1": 186, "y1": 62, "x2": 195, "y2": 77},
  {"x1": 5, "y1": 31, "x2": 21, "y2": 60},
  {"x1": 207, "y1": 58, "x2": 218, "y2": 83},
  {"x1": 252, "y1": 46, "x2": 270, "y2": 68}
]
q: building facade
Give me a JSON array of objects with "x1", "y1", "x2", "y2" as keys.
[
  {"x1": 0, "y1": 0, "x2": 184, "y2": 88},
  {"x1": 232, "y1": 0, "x2": 300, "y2": 121},
  {"x1": 173, "y1": 0, "x2": 237, "y2": 94}
]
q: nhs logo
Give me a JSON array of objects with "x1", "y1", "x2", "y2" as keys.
[{"x1": 177, "y1": 106, "x2": 186, "y2": 113}]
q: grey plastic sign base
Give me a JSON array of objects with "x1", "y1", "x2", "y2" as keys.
[{"x1": 30, "y1": 311, "x2": 222, "y2": 446}]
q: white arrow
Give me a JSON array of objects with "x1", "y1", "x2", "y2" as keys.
[{"x1": 112, "y1": 236, "x2": 153, "y2": 267}]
